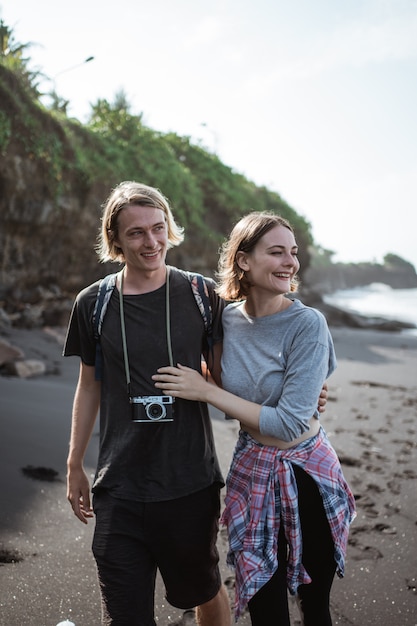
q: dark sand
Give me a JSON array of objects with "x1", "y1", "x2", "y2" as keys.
[{"x1": 0, "y1": 326, "x2": 416, "y2": 625}]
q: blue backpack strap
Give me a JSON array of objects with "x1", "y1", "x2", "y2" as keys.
[{"x1": 92, "y1": 272, "x2": 118, "y2": 380}]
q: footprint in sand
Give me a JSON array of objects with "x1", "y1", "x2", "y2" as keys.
[
  {"x1": 0, "y1": 547, "x2": 24, "y2": 564},
  {"x1": 351, "y1": 544, "x2": 384, "y2": 560},
  {"x1": 387, "y1": 479, "x2": 401, "y2": 495},
  {"x1": 21, "y1": 465, "x2": 61, "y2": 482},
  {"x1": 337, "y1": 455, "x2": 362, "y2": 468}
]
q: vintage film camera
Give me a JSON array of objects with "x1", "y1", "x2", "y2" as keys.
[{"x1": 130, "y1": 395, "x2": 175, "y2": 423}]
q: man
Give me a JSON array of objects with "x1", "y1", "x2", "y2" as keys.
[{"x1": 64, "y1": 181, "x2": 231, "y2": 625}]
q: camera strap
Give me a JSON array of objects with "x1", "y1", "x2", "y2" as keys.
[{"x1": 119, "y1": 267, "x2": 174, "y2": 397}]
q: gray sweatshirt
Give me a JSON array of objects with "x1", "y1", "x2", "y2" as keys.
[{"x1": 221, "y1": 298, "x2": 336, "y2": 442}]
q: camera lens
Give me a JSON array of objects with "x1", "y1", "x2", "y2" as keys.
[{"x1": 146, "y1": 402, "x2": 166, "y2": 420}]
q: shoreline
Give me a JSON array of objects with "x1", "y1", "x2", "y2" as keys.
[{"x1": 0, "y1": 325, "x2": 416, "y2": 625}]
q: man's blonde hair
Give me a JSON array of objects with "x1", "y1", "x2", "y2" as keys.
[{"x1": 96, "y1": 181, "x2": 184, "y2": 263}]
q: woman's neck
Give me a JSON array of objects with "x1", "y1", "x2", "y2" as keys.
[{"x1": 244, "y1": 293, "x2": 292, "y2": 318}]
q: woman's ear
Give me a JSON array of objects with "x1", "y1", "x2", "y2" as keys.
[{"x1": 236, "y1": 250, "x2": 250, "y2": 271}]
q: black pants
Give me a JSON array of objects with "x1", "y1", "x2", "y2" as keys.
[{"x1": 248, "y1": 464, "x2": 336, "y2": 626}]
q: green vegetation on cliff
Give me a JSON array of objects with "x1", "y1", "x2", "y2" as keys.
[
  {"x1": 1, "y1": 19, "x2": 415, "y2": 300},
  {"x1": 0, "y1": 20, "x2": 313, "y2": 292}
]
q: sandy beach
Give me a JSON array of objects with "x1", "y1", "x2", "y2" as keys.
[{"x1": 0, "y1": 324, "x2": 416, "y2": 626}]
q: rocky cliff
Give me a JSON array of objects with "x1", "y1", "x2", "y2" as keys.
[
  {"x1": 1, "y1": 64, "x2": 415, "y2": 336},
  {"x1": 305, "y1": 261, "x2": 417, "y2": 292}
]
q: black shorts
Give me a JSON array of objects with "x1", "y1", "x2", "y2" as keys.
[{"x1": 92, "y1": 484, "x2": 222, "y2": 624}]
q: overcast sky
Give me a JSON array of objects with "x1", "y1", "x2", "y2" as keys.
[{"x1": 3, "y1": 0, "x2": 417, "y2": 270}]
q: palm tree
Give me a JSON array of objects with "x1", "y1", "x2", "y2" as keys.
[{"x1": 0, "y1": 18, "x2": 44, "y2": 98}]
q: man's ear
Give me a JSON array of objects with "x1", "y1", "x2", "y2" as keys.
[
  {"x1": 108, "y1": 227, "x2": 118, "y2": 246},
  {"x1": 111, "y1": 231, "x2": 123, "y2": 254}
]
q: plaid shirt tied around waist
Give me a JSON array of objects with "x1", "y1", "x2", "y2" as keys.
[{"x1": 221, "y1": 427, "x2": 356, "y2": 620}]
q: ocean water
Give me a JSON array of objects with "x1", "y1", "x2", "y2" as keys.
[{"x1": 323, "y1": 283, "x2": 417, "y2": 334}]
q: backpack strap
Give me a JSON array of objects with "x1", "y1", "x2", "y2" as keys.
[
  {"x1": 189, "y1": 274, "x2": 212, "y2": 332},
  {"x1": 188, "y1": 272, "x2": 214, "y2": 368},
  {"x1": 92, "y1": 272, "x2": 118, "y2": 380}
]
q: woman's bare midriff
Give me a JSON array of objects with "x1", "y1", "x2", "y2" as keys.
[{"x1": 242, "y1": 416, "x2": 321, "y2": 449}]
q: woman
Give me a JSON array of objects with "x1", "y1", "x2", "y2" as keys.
[{"x1": 153, "y1": 212, "x2": 356, "y2": 625}]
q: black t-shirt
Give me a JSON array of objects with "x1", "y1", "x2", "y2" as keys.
[{"x1": 64, "y1": 266, "x2": 225, "y2": 501}]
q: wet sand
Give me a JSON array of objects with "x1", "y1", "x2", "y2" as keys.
[{"x1": 0, "y1": 326, "x2": 416, "y2": 625}]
